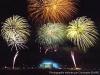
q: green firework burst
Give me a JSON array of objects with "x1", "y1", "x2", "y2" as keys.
[
  {"x1": 65, "y1": 16, "x2": 98, "y2": 51},
  {"x1": 37, "y1": 23, "x2": 65, "y2": 47}
]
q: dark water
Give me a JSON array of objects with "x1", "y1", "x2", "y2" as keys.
[{"x1": 0, "y1": 67, "x2": 100, "y2": 75}]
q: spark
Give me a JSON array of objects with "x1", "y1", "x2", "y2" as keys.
[
  {"x1": 27, "y1": 0, "x2": 77, "y2": 23},
  {"x1": 66, "y1": 16, "x2": 98, "y2": 51}
]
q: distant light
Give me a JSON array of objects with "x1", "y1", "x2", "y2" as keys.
[{"x1": 39, "y1": 60, "x2": 61, "y2": 69}]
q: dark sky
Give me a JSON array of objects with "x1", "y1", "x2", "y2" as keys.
[{"x1": 0, "y1": 0, "x2": 100, "y2": 68}]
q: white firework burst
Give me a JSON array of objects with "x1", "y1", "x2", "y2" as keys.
[{"x1": 1, "y1": 15, "x2": 30, "y2": 50}]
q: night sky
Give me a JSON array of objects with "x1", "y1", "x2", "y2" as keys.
[{"x1": 0, "y1": 0, "x2": 100, "y2": 68}]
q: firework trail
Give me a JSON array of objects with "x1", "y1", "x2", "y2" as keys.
[
  {"x1": 27, "y1": 0, "x2": 77, "y2": 23},
  {"x1": 71, "y1": 51, "x2": 76, "y2": 68},
  {"x1": 13, "y1": 49, "x2": 19, "y2": 69},
  {"x1": 37, "y1": 23, "x2": 65, "y2": 53},
  {"x1": 1, "y1": 15, "x2": 30, "y2": 69}
]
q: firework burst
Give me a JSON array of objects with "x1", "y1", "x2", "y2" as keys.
[
  {"x1": 1, "y1": 15, "x2": 30, "y2": 69},
  {"x1": 37, "y1": 23, "x2": 65, "y2": 47},
  {"x1": 1, "y1": 15, "x2": 30, "y2": 49},
  {"x1": 65, "y1": 16, "x2": 98, "y2": 51},
  {"x1": 27, "y1": 0, "x2": 77, "y2": 23}
]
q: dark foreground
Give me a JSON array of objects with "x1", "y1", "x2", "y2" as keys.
[{"x1": 0, "y1": 67, "x2": 100, "y2": 75}]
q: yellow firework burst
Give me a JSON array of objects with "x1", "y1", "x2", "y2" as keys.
[
  {"x1": 1, "y1": 15, "x2": 30, "y2": 50},
  {"x1": 27, "y1": 0, "x2": 77, "y2": 23},
  {"x1": 66, "y1": 16, "x2": 98, "y2": 51}
]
